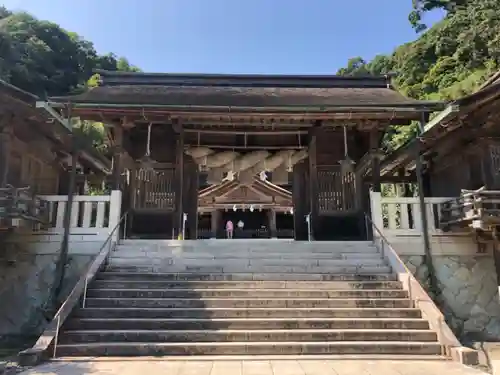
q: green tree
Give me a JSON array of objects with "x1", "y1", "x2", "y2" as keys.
[{"x1": 338, "y1": 0, "x2": 500, "y2": 152}]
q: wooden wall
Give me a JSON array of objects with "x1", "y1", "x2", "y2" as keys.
[
  {"x1": 429, "y1": 138, "x2": 500, "y2": 197},
  {"x1": 7, "y1": 134, "x2": 59, "y2": 194}
]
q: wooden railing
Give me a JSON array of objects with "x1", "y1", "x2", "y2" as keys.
[
  {"x1": 0, "y1": 185, "x2": 50, "y2": 230},
  {"x1": 440, "y1": 188, "x2": 500, "y2": 231},
  {"x1": 369, "y1": 191, "x2": 453, "y2": 237},
  {"x1": 37, "y1": 191, "x2": 122, "y2": 240}
]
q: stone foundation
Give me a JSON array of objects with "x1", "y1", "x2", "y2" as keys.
[
  {"x1": 0, "y1": 240, "x2": 96, "y2": 341},
  {"x1": 401, "y1": 254, "x2": 500, "y2": 341}
]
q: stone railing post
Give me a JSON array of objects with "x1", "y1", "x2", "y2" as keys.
[
  {"x1": 108, "y1": 190, "x2": 122, "y2": 241},
  {"x1": 369, "y1": 190, "x2": 383, "y2": 236}
]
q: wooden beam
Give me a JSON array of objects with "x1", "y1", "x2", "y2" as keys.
[
  {"x1": 185, "y1": 144, "x2": 307, "y2": 150},
  {"x1": 183, "y1": 128, "x2": 309, "y2": 135},
  {"x1": 364, "y1": 174, "x2": 416, "y2": 183}
]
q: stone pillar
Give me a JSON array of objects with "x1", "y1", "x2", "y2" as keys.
[{"x1": 268, "y1": 209, "x2": 277, "y2": 238}]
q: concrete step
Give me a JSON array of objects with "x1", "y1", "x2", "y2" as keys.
[
  {"x1": 97, "y1": 272, "x2": 397, "y2": 281},
  {"x1": 85, "y1": 288, "x2": 408, "y2": 299},
  {"x1": 90, "y1": 280, "x2": 404, "y2": 290},
  {"x1": 74, "y1": 307, "x2": 423, "y2": 319},
  {"x1": 104, "y1": 264, "x2": 393, "y2": 274},
  {"x1": 65, "y1": 317, "x2": 430, "y2": 331},
  {"x1": 59, "y1": 329, "x2": 438, "y2": 344},
  {"x1": 83, "y1": 298, "x2": 413, "y2": 309},
  {"x1": 54, "y1": 341, "x2": 443, "y2": 356}
]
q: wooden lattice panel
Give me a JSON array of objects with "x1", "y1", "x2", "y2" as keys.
[
  {"x1": 317, "y1": 166, "x2": 357, "y2": 215},
  {"x1": 133, "y1": 167, "x2": 175, "y2": 211},
  {"x1": 490, "y1": 144, "x2": 500, "y2": 185}
]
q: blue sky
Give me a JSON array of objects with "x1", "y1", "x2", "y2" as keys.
[{"x1": 3, "y1": 0, "x2": 444, "y2": 74}]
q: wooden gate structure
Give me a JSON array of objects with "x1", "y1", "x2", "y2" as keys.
[{"x1": 47, "y1": 71, "x2": 444, "y2": 240}]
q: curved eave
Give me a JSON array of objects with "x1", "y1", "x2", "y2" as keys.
[
  {"x1": 379, "y1": 81, "x2": 500, "y2": 175},
  {"x1": 48, "y1": 100, "x2": 445, "y2": 112}
]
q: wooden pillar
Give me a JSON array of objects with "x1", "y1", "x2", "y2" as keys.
[
  {"x1": 308, "y1": 129, "x2": 318, "y2": 240},
  {"x1": 174, "y1": 128, "x2": 185, "y2": 237},
  {"x1": 183, "y1": 158, "x2": 198, "y2": 239},
  {"x1": 293, "y1": 160, "x2": 309, "y2": 241},
  {"x1": 52, "y1": 135, "x2": 79, "y2": 300},
  {"x1": 268, "y1": 209, "x2": 277, "y2": 238},
  {"x1": 111, "y1": 126, "x2": 123, "y2": 190},
  {"x1": 211, "y1": 210, "x2": 219, "y2": 239},
  {"x1": 370, "y1": 129, "x2": 382, "y2": 193},
  {"x1": 416, "y1": 115, "x2": 438, "y2": 297},
  {"x1": 0, "y1": 115, "x2": 13, "y2": 188}
]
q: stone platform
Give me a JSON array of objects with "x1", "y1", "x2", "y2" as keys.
[{"x1": 18, "y1": 357, "x2": 488, "y2": 375}]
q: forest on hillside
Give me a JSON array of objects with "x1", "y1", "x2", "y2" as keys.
[
  {"x1": 337, "y1": 0, "x2": 500, "y2": 149},
  {"x1": 0, "y1": 0, "x2": 499, "y2": 152}
]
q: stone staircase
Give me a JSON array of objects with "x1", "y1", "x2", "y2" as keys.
[{"x1": 55, "y1": 239, "x2": 443, "y2": 357}]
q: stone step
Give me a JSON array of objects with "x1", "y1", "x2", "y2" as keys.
[
  {"x1": 107, "y1": 258, "x2": 386, "y2": 268},
  {"x1": 54, "y1": 341, "x2": 443, "y2": 356},
  {"x1": 117, "y1": 240, "x2": 374, "y2": 249},
  {"x1": 90, "y1": 280, "x2": 404, "y2": 290},
  {"x1": 65, "y1": 317, "x2": 430, "y2": 331},
  {"x1": 97, "y1": 272, "x2": 397, "y2": 281},
  {"x1": 109, "y1": 251, "x2": 383, "y2": 260},
  {"x1": 74, "y1": 307, "x2": 423, "y2": 319},
  {"x1": 85, "y1": 288, "x2": 408, "y2": 299},
  {"x1": 104, "y1": 265, "x2": 393, "y2": 274},
  {"x1": 83, "y1": 298, "x2": 413, "y2": 309},
  {"x1": 59, "y1": 329, "x2": 438, "y2": 344}
]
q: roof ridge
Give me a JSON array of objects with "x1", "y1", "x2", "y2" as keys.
[{"x1": 94, "y1": 70, "x2": 393, "y2": 89}]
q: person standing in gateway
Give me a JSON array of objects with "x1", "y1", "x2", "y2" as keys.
[{"x1": 226, "y1": 220, "x2": 234, "y2": 239}]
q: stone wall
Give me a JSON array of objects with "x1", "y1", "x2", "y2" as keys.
[
  {"x1": 401, "y1": 254, "x2": 500, "y2": 341},
  {"x1": 0, "y1": 237, "x2": 100, "y2": 341}
]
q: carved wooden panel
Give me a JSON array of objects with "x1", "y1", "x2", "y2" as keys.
[
  {"x1": 132, "y1": 167, "x2": 175, "y2": 211},
  {"x1": 317, "y1": 166, "x2": 357, "y2": 215}
]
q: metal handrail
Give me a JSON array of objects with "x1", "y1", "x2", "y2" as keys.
[
  {"x1": 364, "y1": 212, "x2": 462, "y2": 357},
  {"x1": 82, "y1": 210, "x2": 128, "y2": 308},
  {"x1": 18, "y1": 210, "x2": 129, "y2": 364}
]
